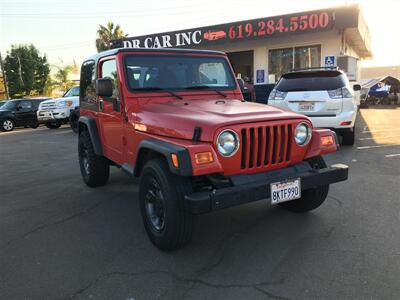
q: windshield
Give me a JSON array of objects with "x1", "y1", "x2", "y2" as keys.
[
  {"x1": 63, "y1": 86, "x2": 80, "y2": 97},
  {"x1": 0, "y1": 101, "x2": 17, "y2": 110},
  {"x1": 124, "y1": 55, "x2": 236, "y2": 91},
  {"x1": 276, "y1": 71, "x2": 348, "y2": 92}
]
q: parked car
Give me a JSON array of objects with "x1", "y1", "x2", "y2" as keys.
[
  {"x1": 77, "y1": 48, "x2": 348, "y2": 251},
  {"x1": 69, "y1": 106, "x2": 80, "y2": 133},
  {"x1": 37, "y1": 86, "x2": 79, "y2": 129},
  {"x1": 0, "y1": 98, "x2": 49, "y2": 132},
  {"x1": 236, "y1": 78, "x2": 252, "y2": 101},
  {"x1": 268, "y1": 67, "x2": 361, "y2": 145}
]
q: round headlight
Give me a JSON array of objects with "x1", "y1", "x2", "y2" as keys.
[
  {"x1": 216, "y1": 130, "x2": 239, "y2": 157},
  {"x1": 294, "y1": 123, "x2": 312, "y2": 146}
]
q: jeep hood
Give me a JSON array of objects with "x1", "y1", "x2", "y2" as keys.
[{"x1": 133, "y1": 99, "x2": 306, "y2": 142}]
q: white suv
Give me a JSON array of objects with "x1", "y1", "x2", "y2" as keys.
[
  {"x1": 268, "y1": 68, "x2": 361, "y2": 145},
  {"x1": 37, "y1": 86, "x2": 79, "y2": 129}
]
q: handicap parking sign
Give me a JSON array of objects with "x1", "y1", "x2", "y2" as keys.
[
  {"x1": 256, "y1": 69, "x2": 265, "y2": 84},
  {"x1": 325, "y1": 56, "x2": 335, "y2": 66}
]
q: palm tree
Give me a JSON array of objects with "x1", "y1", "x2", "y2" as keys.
[
  {"x1": 43, "y1": 65, "x2": 74, "y2": 96},
  {"x1": 54, "y1": 65, "x2": 74, "y2": 92},
  {"x1": 96, "y1": 21, "x2": 125, "y2": 52}
]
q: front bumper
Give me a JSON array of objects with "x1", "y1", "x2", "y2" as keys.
[
  {"x1": 37, "y1": 109, "x2": 71, "y2": 122},
  {"x1": 185, "y1": 161, "x2": 348, "y2": 214}
]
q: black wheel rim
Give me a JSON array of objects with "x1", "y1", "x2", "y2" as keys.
[
  {"x1": 144, "y1": 177, "x2": 166, "y2": 232},
  {"x1": 81, "y1": 146, "x2": 90, "y2": 175}
]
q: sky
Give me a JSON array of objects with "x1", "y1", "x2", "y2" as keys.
[{"x1": 1, "y1": 0, "x2": 399, "y2": 68}]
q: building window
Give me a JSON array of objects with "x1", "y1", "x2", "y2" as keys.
[
  {"x1": 268, "y1": 45, "x2": 321, "y2": 83},
  {"x1": 294, "y1": 45, "x2": 321, "y2": 70}
]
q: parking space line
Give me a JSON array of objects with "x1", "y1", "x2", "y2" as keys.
[
  {"x1": 0, "y1": 128, "x2": 48, "y2": 136},
  {"x1": 53, "y1": 128, "x2": 73, "y2": 134},
  {"x1": 385, "y1": 153, "x2": 400, "y2": 158},
  {"x1": 357, "y1": 144, "x2": 400, "y2": 150},
  {"x1": 359, "y1": 134, "x2": 400, "y2": 140},
  {"x1": 361, "y1": 129, "x2": 400, "y2": 134}
]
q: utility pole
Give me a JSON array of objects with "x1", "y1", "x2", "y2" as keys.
[{"x1": 0, "y1": 50, "x2": 10, "y2": 99}]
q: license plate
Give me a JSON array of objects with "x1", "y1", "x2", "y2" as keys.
[
  {"x1": 41, "y1": 112, "x2": 53, "y2": 120},
  {"x1": 298, "y1": 102, "x2": 315, "y2": 111},
  {"x1": 270, "y1": 178, "x2": 301, "y2": 204}
]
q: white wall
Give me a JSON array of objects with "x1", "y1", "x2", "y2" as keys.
[{"x1": 203, "y1": 30, "x2": 344, "y2": 84}]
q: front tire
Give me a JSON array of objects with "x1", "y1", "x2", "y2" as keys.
[
  {"x1": 46, "y1": 122, "x2": 62, "y2": 129},
  {"x1": 341, "y1": 127, "x2": 355, "y2": 146},
  {"x1": 2, "y1": 119, "x2": 15, "y2": 132},
  {"x1": 279, "y1": 156, "x2": 329, "y2": 213},
  {"x1": 139, "y1": 158, "x2": 193, "y2": 251},
  {"x1": 78, "y1": 130, "x2": 109, "y2": 187},
  {"x1": 30, "y1": 123, "x2": 39, "y2": 129}
]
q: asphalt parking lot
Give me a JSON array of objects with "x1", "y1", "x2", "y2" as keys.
[{"x1": 0, "y1": 106, "x2": 399, "y2": 300}]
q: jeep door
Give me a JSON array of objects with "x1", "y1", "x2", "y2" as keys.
[{"x1": 97, "y1": 57, "x2": 125, "y2": 163}]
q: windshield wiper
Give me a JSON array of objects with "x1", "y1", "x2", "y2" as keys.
[
  {"x1": 132, "y1": 87, "x2": 183, "y2": 100},
  {"x1": 184, "y1": 85, "x2": 227, "y2": 98}
]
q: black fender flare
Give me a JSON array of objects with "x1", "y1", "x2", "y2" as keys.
[
  {"x1": 134, "y1": 139, "x2": 192, "y2": 176},
  {"x1": 78, "y1": 116, "x2": 103, "y2": 156}
]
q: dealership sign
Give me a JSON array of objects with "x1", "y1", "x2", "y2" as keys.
[{"x1": 112, "y1": 8, "x2": 340, "y2": 49}]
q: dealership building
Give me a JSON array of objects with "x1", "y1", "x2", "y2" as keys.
[{"x1": 112, "y1": 5, "x2": 372, "y2": 102}]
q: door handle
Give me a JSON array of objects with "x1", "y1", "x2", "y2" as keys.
[{"x1": 99, "y1": 99, "x2": 104, "y2": 111}]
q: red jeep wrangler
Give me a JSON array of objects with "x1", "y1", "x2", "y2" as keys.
[{"x1": 78, "y1": 48, "x2": 348, "y2": 250}]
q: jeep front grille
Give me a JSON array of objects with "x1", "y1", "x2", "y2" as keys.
[{"x1": 240, "y1": 124, "x2": 292, "y2": 169}]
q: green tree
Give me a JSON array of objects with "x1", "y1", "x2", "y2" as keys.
[
  {"x1": 96, "y1": 21, "x2": 125, "y2": 52},
  {"x1": 4, "y1": 44, "x2": 50, "y2": 98}
]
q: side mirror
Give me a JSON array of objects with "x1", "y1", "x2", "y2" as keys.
[
  {"x1": 353, "y1": 84, "x2": 361, "y2": 91},
  {"x1": 237, "y1": 78, "x2": 245, "y2": 93},
  {"x1": 96, "y1": 78, "x2": 113, "y2": 97}
]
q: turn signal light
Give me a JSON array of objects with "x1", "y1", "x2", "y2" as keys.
[
  {"x1": 340, "y1": 121, "x2": 352, "y2": 126},
  {"x1": 194, "y1": 152, "x2": 214, "y2": 165},
  {"x1": 171, "y1": 154, "x2": 179, "y2": 168},
  {"x1": 321, "y1": 135, "x2": 334, "y2": 146},
  {"x1": 134, "y1": 123, "x2": 147, "y2": 132}
]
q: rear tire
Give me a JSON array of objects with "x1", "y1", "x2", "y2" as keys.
[
  {"x1": 139, "y1": 158, "x2": 193, "y2": 251},
  {"x1": 1, "y1": 119, "x2": 14, "y2": 132},
  {"x1": 341, "y1": 127, "x2": 355, "y2": 146},
  {"x1": 78, "y1": 130, "x2": 109, "y2": 187},
  {"x1": 279, "y1": 156, "x2": 329, "y2": 213},
  {"x1": 46, "y1": 122, "x2": 62, "y2": 129}
]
